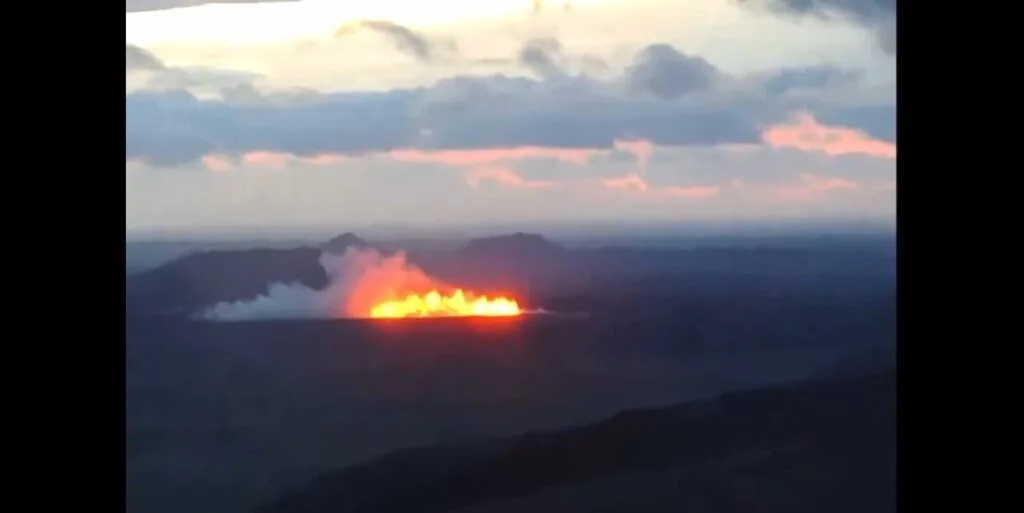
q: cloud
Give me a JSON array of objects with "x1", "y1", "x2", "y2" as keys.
[
  {"x1": 199, "y1": 151, "x2": 347, "y2": 171},
  {"x1": 757, "y1": 65, "x2": 862, "y2": 97},
  {"x1": 519, "y1": 38, "x2": 566, "y2": 79},
  {"x1": 125, "y1": 0, "x2": 296, "y2": 12},
  {"x1": 126, "y1": 43, "x2": 263, "y2": 95},
  {"x1": 390, "y1": 146, "x2": 595, "y2": 167},
  {"x1": 626, "y1": 44, "x2": 723, "y2": 99},
  {"x1": 813, "y1": 104, "x2": 894, "y2": 143},
  {"x1": 466, "y1": 167, "x2": 560, "y2": 190},
  {"x1": 733, "y1": 0, "x2": 896, "y2": 55},
  {"x1": 202, "y1": 139, "x2": 655, "y2": 176},
  {"x1": 335, "y1": 20, "x2": 455, "y2": 62},
  {"x1": 169, "y1": 106, "x2": 894, "y2": 212},
  {"x1": 125, "y1": 40, "x2": 891, "y2": 169},
  {"x1": 200, "y1": 154, "x2": 232, "y2": 172},
  {"x1": 602, "y1": 173, "x2": 649, "y2": 191},
  {"x1": 126, "y1": 44, "x2": 166, "y2": 72},
  {"x1": 218, "y1": 82, "x2": 320, "y2": 104},
  {"x1": 509, "y1": 37, "x2": 609, "y2": 79},
  {"x1": 152, "y1": 117, "x2": 895, "y2": 225},
  {"x1": 613, "y1": 140, "x2": 653, "y2": 167},
  {"x1": 735, "y1": 0, "x2": 896, "y2": 24},
  {"x1": 771, "y1": 173, "x2": 861, "y2": 201},
  {"x1": 602, "y1": 173, "x2": 720, "y2": 199},
  {"x1": 492, "y1": 134, "x2": 893, "y2": 199},
  {"x1": 144, "y1": 67, "x2": 261, "y2": 90},
  {"x1": 128, "y1": 139, "x2": 895, "y2": 229},
  {"x1": 761, "y1": 112, "x2": 896, "y2": 158},
  {"x1": 125, "y1": 3, "x2": 896, "y2": 227},
  {"x1": 125, "y1": 77, "x2": 760, "y2": 166}
]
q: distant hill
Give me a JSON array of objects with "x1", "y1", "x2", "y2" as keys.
[
  {"x1": 126, "y1": 232, "x2": 378, "y2": 314},
  {"x1": 458, "y1": 233, "x2": 566, "y2": 260},
  {"x1": 415, "y1": 233, "x2": 569, "y2": 297},
  {"x1": 254, "y1": 370, "x2": 895, "y2": 513},
  {"x1": 321, "y1": 232, "x2": 371, "y2": 254},
  {"x1": 126, "y1": 247, "x2": 326, "y2": 313}
]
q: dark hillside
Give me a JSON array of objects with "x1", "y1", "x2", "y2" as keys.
[{"x1": 255, "y1": 370, "x2": 895, "y2": 513}]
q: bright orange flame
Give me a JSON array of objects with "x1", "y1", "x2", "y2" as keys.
[{"x1": 369, "y1": 289, "x2": 522, "y2": 319}]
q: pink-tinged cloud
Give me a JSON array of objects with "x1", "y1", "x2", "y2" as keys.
[
  {"x1": 391, "y1": 139, "x2": 656, "y2": 168},
  {"x1": 661, "y1": 185, "x2": 721, "y2": 198},
  {"x1": 202, "y1": 155, "x2": 232, "y2": 172},
  {"x1": 773, "y1": 173, "x2": 861, "y2": 201},
  {"x1": 298, "y1": 153, "x2": 348, "y2": 165},
  {"x1": 762, "y1": 113, "x2": 897, "y2": 159},
  {"x1": 201, "y1": 151, "x2": 350, "y2": 171},
  {"x1": 242, "y1": 151, "x2": 290, "y2": 168},
  {"x1": 466, "y1": 167, "x2": 560, "y2": 190},
  {"x1": 197, "y1": 140, "x2": 659, "y2": 173},
  {"x1": 392, "y1": 146, "x2": 595, "y2": 166},
  {"x1": 602, "y1": 173, "x2": 719, "y2": 199},
  {"x1": 603, "y1": 173, "x2": 650, "y2": 192}
]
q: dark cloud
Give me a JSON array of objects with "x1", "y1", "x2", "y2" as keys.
[
  {"x1": 515, "y1": 38, "x2": 607, "y2": 78},
  {"x1": 335, "y1": 20, "x2": 455, "y2": 62},
  {"x1": 759, "y1": 65, "x2": 862, "y2": 96},
  {"x1": 125, "y1": 43, "x2": 892, "y2": 167},
  {"x1": 417, "y1": 73, "x2": 763, "y2": 149},
  {"x1": 814, "y1": 103, "x2": 895, "y2": 142},
  {"x1": 126, "y1": 44, "x2": 166, "y2": 72},
  {"x1": 518, "y1": 38, "x2": 565, "y2": 79},
  {"x1": 125, "y1": 0, "x2": 296, "y2": 12},
  {"x1": 625, "y1": 44, "x2": 722, "y2": 99},
  {"x1": 126, "y1": 78, "x2": 760, "y2": 166},
  {"x1": 874, "y1": 19, "x2": 896, "y2": 55},
  {"x1": 733, "y1": 0, "x2": 896, "y2": 54},
  {"x1": 735, "y1": 0, "x2": 895, "y2": 23},
  {"x1": 126, "y1": 88, "x2": 421, "y2": 166}
]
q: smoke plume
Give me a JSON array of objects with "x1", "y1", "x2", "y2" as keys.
[{"x1": 201, "y1": 247, "x2": 440, "y2": 321}]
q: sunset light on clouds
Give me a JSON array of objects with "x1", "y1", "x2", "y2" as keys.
[{"x1": 126, "y1": 0, "x2": 896, "y2": 232}]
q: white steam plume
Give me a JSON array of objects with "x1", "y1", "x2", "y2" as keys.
[{"x1": 200, "y1": 247, "x2": 436, "y2": 321}]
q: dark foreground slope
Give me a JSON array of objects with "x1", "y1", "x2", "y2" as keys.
[{"x1": 255, "y1": 370, "x2": 896, "y2": 513}]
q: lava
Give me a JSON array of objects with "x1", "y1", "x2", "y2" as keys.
[{"x1": 369, "y1": 289, "x2": 522, "y2": 319}]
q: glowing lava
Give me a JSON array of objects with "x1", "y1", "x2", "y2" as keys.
[{"x1": 369, "y1": 289, "x2": 522, "y2": 319}]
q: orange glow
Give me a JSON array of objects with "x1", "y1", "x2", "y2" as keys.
[{"x1": 370, "y1": 289, "x2": 522, "y2": 318}]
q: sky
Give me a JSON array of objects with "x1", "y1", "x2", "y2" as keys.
[{"x1": 125, "y1": 0, "x2": 896, "y2": 233}]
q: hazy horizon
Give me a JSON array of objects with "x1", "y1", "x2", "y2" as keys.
[{"x1": 126, "y1": 217, "x2": 896, "y2": 242}]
